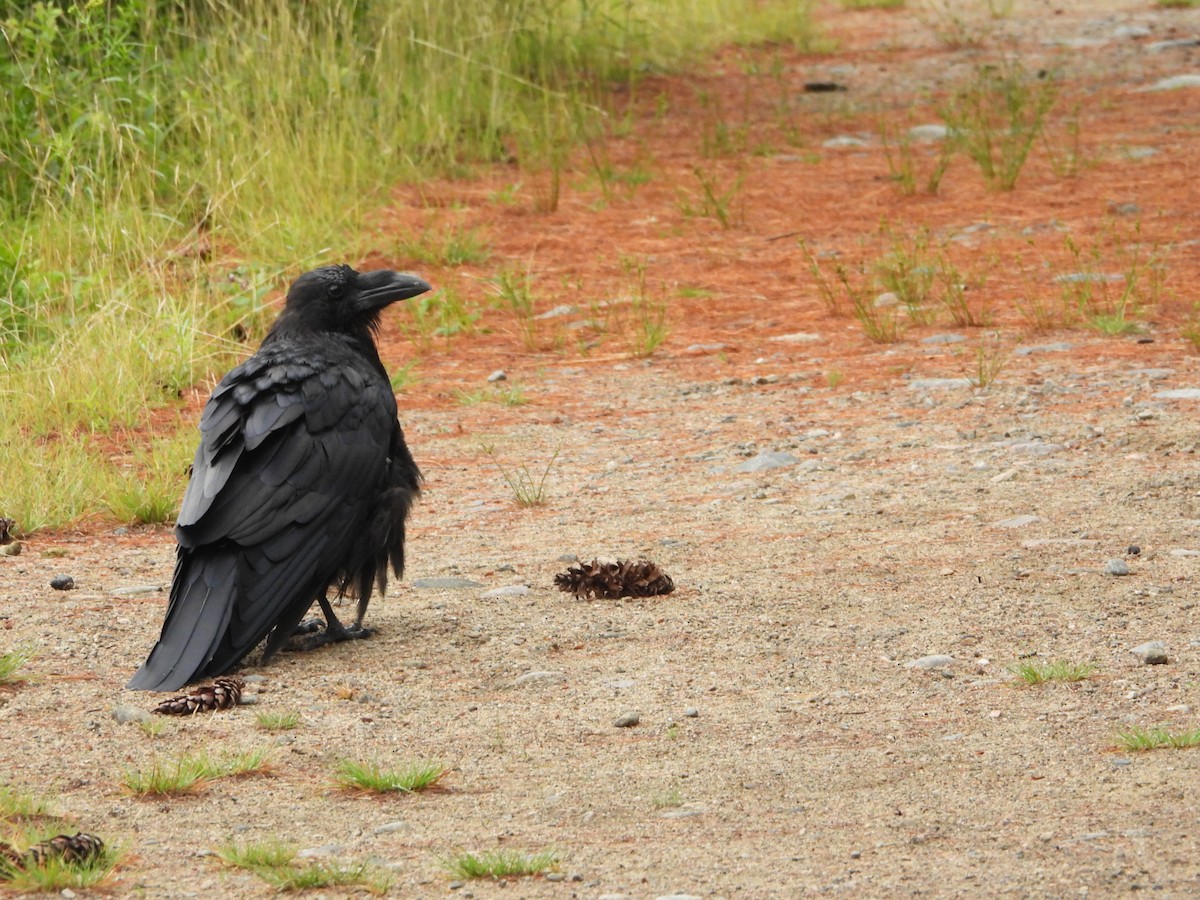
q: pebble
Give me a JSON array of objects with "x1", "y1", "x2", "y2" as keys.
[
  {"x1": 1153, "y1": 388, "x2": 1200, "y2": 401},
  {"x1": 1015, "y1": 343, "x2": 1072, "y2": 356},
  {"x1": 614, "y1": 710, "x2": 641, "y2": 728},
  {"x1": 921, "y1": 334, "x2": 965, "y2": 344},
  {"x1": 768, "y1": 332, "x2": 822, "y2": 343},
  {"x1": 1149, "y1": 39, "x2": 1200, "y2": 52},
  {"x1": 110, "y1": 584, "x2": 163, "y2": 596},
  {"x1": 1141, "y1": 74, "x2": 1200, "y2": 92},
  {"x1": 1053, "y1": 272, "x2": 1123, "y2": 284},
  {"x1": 535, "y1": 304, "x2": 578, "y2": 319},
  {"x1": 822, "y1": 135, "x2": 868, "y2": 148},
  {"x1": 111, "y1": 704, "x2": 152, "y2": 725},
  {"x1": 487, "y1": 370, "x2": 507, "y2": 382},
  {"x1": 482, "y1": 584, "x2": 531, "y2": 598},
  {"x1": 991, "y1": 514, "x2": 1040, "y2": 528},
  {"x1": 735, "y1": 450, "x2": 799, "y2": 473},
  {"x1": 50, "y1": 574, "x2": 75, "y2": 590},
  {"x1": 373, "y1": 821, "x2": 407, "y2": 834},
  {"x1": 907, "y1": 378, "x2": 971, "y2": 391},
  {"x1": 514, "y1": 670, "x2": 566, "y2": 686},
  {"x1": 1104, "y1": 559, "x2": 1131, "y2": 576},
  {"x1": 0, "y1": 541, "x2": 21, "y2": 556},
  {"x1": 659, "y1": 809, "x2": 704, "y2": 819},
  {"x1": 1130, "y1": 641, "x2": 1168, "y2": 665},
  {"x1": 905, "y1": 654, "x2": 955, "y2": 670},
  {"x1": 297, "y1": 843, "x2": 342, "y2": 858},
  {"x1": 907, "y1": 124, "x2": 950, "y2": 142},
  {"x1": 683, "y1": 707, "x2": 699, "y2": 718},
  {"x1": 410, "y1": 577, "x2": 483, "y2": 589}
]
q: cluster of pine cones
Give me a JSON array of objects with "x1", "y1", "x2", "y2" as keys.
[
  {"x1": 554, "y1": 557, "x2": 674, "y2": 600},
  {"x1": 1, "y1": 832, "x2": 104, "y2": 870}
]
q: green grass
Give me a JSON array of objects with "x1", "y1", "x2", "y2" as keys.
[
  {"x1": 217, "y1": 841, "x2": 389, "y2": 893},
  {"x1": 1116, "y1": 726, "x2": 1200, "y2": 751},
  {"x1": 0, "y1": 785, "x2": 53, "y2": 821},
  {"x1": 122, "y1": 748, "x2": 272, "y2": 796},
  {"x1": 255, "y1": 710, "x2": 302, "y2": 732},
  {"x1": 1156, "y1": 0, "x2": 1200, "y2": 6},
  {"x1": 0, "y1": 0, "x2": 821, "y2": 533},
  {"x1": 621, "y1": 256, "x2": 670, "y2": 357},
  {"x1": 0, "y1": 841, "x2": 121, "y2": 892},
  {"x1": 1009, "y1": 659, "x2": 1097, "y2": 685},
  {"x1": 334, "y1": 758, "x2": 449, "y2": 794},
  {"x1": 441, "y1": 848, "x2": 560, "y2": 880},
  {"x1": 0, "y1": 649, "x2": 33, "y2": 686},
  {"x1": 483, "y1": 445, "x2": 560, "y2": 508},
  {"x1": 455, "y1": 384, "x2": 527, "y2": 407}
]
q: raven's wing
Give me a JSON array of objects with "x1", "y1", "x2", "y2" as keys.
[{"x1": 127, "y1": 339, "x2": 396, "y2": 691}]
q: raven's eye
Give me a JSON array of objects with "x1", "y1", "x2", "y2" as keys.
[{"x1": 328, "y1": 283, "x2": 345, "y2": 298}]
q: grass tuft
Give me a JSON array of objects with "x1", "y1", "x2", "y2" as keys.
[
  {"x1": 122, "y1": 747, "x2": 273, "y2": 796},
  {"x1": 1116, "y1": 726, "x2": 1200, "y2": 751},
  {"x1": 483, "y1": 445, "x2": 560, "y2": 508},
  {"x1": 1010, "y1": 659, "x2": 1096, "y2": 685},
  {"x1": 255, "y1": 710, "x2": 302, "y2": 732},
  {"x1": 217, "y1": 840, "x2": 389, "y2": 893},
  {"x1": 334, "y1": 758, "x2": 449, "y2": 794},
  {"x1": 0, "y1": 649, "x2": 33, "y2": 686},
  {"x1": 441, "y1": 848, "x2": 560, "y2": 880}
]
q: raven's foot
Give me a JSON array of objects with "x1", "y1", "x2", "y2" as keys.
[
  {"x1": 292, "y1": 618, "x2": 324, "y2": 636},
  {"x1": 291, "y1": 621, "x2": 376, "y2": 652}
]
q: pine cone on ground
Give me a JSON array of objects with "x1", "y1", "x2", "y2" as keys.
[
  {"x1": 0, "y1": 833, "x2": 105, "y2": 870},
  {"x1": 23, "y1": 832, "x2": 105, "y2": 866},
  {"x1": 554, "y1": 558, "x2": 675, "y2": 600},
  {"x1": 152, "y1": 676, "x2": 244, "y2": 715}
]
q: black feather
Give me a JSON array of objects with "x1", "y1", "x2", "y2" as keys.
[{"x1": 127, "y1": 265, "x2": 430, "y2": 691}]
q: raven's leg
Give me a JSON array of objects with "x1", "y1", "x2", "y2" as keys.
[{"x1": 290, "y1": 594, "x2": 375, "y2": 651}]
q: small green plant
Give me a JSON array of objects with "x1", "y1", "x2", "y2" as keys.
[
  {"x1": 335, "y1": 758, "x2": 448, "y2": 794},
  {"x1": 826, "y1": 370, "x2": 844, "y2": 389},
  {"x1": 217, "y1": 841, "x2": 389, "y2": 893},
  {"x1": 455, "y1": 384, "x2": 527, "y2": 407},
  {"x1": 0, "y1": 649, "x2": 33, "y2": 685},
  {"x1": 1116, "y1": 725, "x2": 1200, "y2": 751},
  {"x1": 218, "y1": 747, "x2": 274, "y2": 778},
  {"x1": 0, "y1": 785, "x2": 52, "y2": 821},
  {"x1": 799, "y1": 240, "x2": 846, "y2": 317},
  {"x1": 393, "y1": 225, "x2": 490, "y2": 267},
  {"x1": 256, "y1": 710, "x2": 301, "y2": 732},
  {"x1": 122, "y1": 754, "x2": 214, "y2": 797},
  {"x1": 682, "y1": 165, "x2": 745, "y2": 228},
  {"x1": 935, "y1": 255, "x2": 990, "y2": 327},
  {"x1": 622, "y1": 257, "x2": 669, "y2": 357},
  {"x1": 1009, "y1": 659, "x2": 1096, "y2": 685},
  {"x1": 963, "y1": 336, "x2": 1009, "y2": 389},
  {"x1": 1058, "y1": 225, "x2": 1166, "y2": 335},
  {"x1": 876, "y1": 227, "x2": 937, "y2": 319},
  {"x1": 489, "y1": 267, "x2": 543, "y2": 350},
  {"x1": 1156, "y1": 0, "x2": 1200, "y2": 7},
  {"x1": 938, "y1": 60, "x2": 1058, "y2": 190},
  {"x1": 441, "y1": 848, "x2": 560, "y2": 880},
  {"x1": 389, "y1": 362, "x2": 418, "y2": 392},
  {"x1": 651, "y1": 785, "x2": 683, "y2": 808},
  {"x1": 483, "y1": 445, "x2": 559, "y2": 508},
  {"x1": 138, "y1": 718, "x2": 169, "y2": 738}
]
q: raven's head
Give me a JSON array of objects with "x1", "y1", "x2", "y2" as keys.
[{"x1": 276, "y1": 265, "x2": 432, "y2": 335}]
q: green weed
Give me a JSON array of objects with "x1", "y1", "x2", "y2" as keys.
[
  {"x1": 962, "y1": 336, "x2": 1008, "y2": 389},
  {"x1": 683, "y1": 165, "x2": 745, "y2": 228},
  {"x1": 217, "y1": 840, "x2": 389, "y2": 893},
  {"x1": 1116, "y1": 726, "x2": 1200, "y2": 751},
  {"x1": 442, "y1": 848, "x2": 560, "y2": 880},
  {"x1": 0, "y1": 784, "x2": 52, "y2": 820},
  {"x1": 0, "y1": 840, "x2": 121, "y2": 892},
  {"x1": 335, "y1": 758, "x2": 449, "y2": 794},
  {"x1": 622, "y1": 257, "x2": 670, "y2": 357},
  {"x1": 0, "y1": 649, "x2": 33, "y2": 686},
  {"x1": 122, "y1": 747, "x2": 272, "y2": 796},
  {"x1": 483, "y1": 445, "x2": 560, "y2": 508},
  {"x1": 392, "y1": 226, "x2": 491, "y2": 267},
  {"x1": 1010, "y1": 659, "x2": 1096, "y2": 685},
  {"x1": 489, "y1": 267, "x2": 546, "y2": 351},
  {"x1": 455, "y1": 384, "x2": 527, "y2": 407},
  {"x1": 255, "y1": 711, "x2": 301, "y2": 732}
]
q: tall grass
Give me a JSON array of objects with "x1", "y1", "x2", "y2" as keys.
[{"x1": 0, "y1": 0, "x2": 818, "y2": 531}]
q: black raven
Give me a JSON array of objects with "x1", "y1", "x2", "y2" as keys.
[{"x1": 127, "y1": 264, "x2": 431, "y2": 691}]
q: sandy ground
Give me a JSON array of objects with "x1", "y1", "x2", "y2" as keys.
[{"x1": 5, "y1": 0, "x2": 1200, "y2": 896}]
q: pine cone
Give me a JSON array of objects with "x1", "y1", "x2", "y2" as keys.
[
  {"x1": 23, "y1": 832, "x2": 105, "y2": 867},
  {"x1": 554, "y1": 557, "x2": 675, "y2": 600},
  {"x1": 0, "y1": 833, "x2": 104, "y2": 870},
  {"x1": 152, "y1": 676, "x2": 244, "y2": 715}
]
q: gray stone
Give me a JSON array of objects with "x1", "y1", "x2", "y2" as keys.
[
  {"x1": 614, "y1": 710, "x2": 641, "y2": 728},
  {"x1": 110, "y1": 584, "x2": 164, "y2": 596},
  {"x1": 1149, "y1": 39, "x2": 1200, "y2": 52},
  {"x1": 1154, "y1": 388, "x2": 1200, "y2": 400},
  {"x1": 535, "y1": 304, "x2": 578, "y2": 319},
  {"x1": 991, "y1": 514, "x2": 1040, "y2": 528},
  {"x1": 112, "y1": 704, "x2": 152, "y2": 725},
  {"x1": 685, "y1": 343, "x2": 729, "y2": 353},
  {"x1": 297, "y1": 843, "x2": 343, "y2": 858},
  {"x1": 683, "y1": 707, "x2": 700, "y2": 718},
  {"x1": 735, "y1": 451, "x2": 799, "y2": 473},
  {"x1": 823, "y1": 135, "x2": 869, "y2": 148},
  {"x1": 1015, "y1": 342, "x2": 1072, "y2": 356},
  {"x1": 514, "y1": 670, "x2": 566, "y2": 686},
  {"x1": 373, "y1": 821, "x2": 407, "y2": 834},
  {"x1": 1124, "y1": 146, "x2": 1159, "y2": 160},
  {"x1": 482, "y1": 584, "x2": 531, "y2": 598},
  {"x1": 1053, "y1": 272, "x2": 1123, "y2": 284},
  {"x1": 1113, "y1": 25, "x2": 1151, "y2": 39},
  {"x1": 921, "y1": 334, "x2": 966, "y2": 344},
  {"x1": 1142, "y1": 74, "x2": 1200, "y2": 92},
  {"x1": 658, "y1": 809, "x2": 705, "y2": 819},
  {"x1": 487, "y1": 370, "x2": 507, "y2": 382},
  {"x1": 1131, "y1": 641, "x2": 1168, "y2": 665},
  {"x1": 410, "y1": 577, "x2": 483, "y2": 589},
  {"x1": 905, "y1": 654, "x2": 955, "y2": 670},
  {"x1": 1105, "y1": 559, "x2": 1131, "y2": 576},
  {"x1": 0, "y1": 541, "x2": 21, "y2": 556},
  {"x1": 908, "y1": 378, "x2": 971, "y2": 391},
  {"x1": 768, "y1": 332, "x2": 822, "y2": 343},
  {"x1": 907, "y1": 124, "x2": 950, "y2": 142}
]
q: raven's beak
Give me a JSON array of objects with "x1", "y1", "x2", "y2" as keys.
[{"x1": 354, "y1": 270, "x2": 432, "y2": 311}]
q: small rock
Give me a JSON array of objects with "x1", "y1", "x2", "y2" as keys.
[
  {"x1": 545, "y1": 872, "x2": 566, "y2": 882},
  {"x1": 907, "y1": 124, "x2": 950, "y2": 142},
  {"x1": 482, "y1": 584, "x2": 531, "y2": 598},
  {"x1": 906, "y1": 654, "x2": 955, "y2": 670},
  {"x1": 682, "y1": 707, "x2": 699, "y2": 718},
  {"x1": 921, "y1": 333, "x2": 966, "y2": 344},
  {"x1": 514, "y1": 670, "x2": 565, "y2": 686},
  {"x1": 0, "y1": 541, "x2": 21, "y2": 556},
  {"x1": 614, "y1": 710, "x2": 641, "y2": 728},
  {"x1": 410, "y1": 577, "x2": 484, "y2": 589},
  {"x1": 735, "y1": 451, "x2": 799, "y2": 473},
  {"x1": 112, "y1": 704, "x2": 152, "y2": 725},
  {"x1": 487, "y1": 370, "x2": 507, "y2": 383},
  {"x1": 535, "y1": 304, "x2": 578, "y2": 319},
  {"x1": 822, "y1": 135, "x2": 868, "y2": 148},
  {"x1": 297, "y1": 843, "x2": 343, "y2": 859},
  {"x1": 907, "y1": 378, "x2": 972, "y2": 391},
  {"x1": 991, "y1": 514, "x2": 1040, "y2": 528},
  {"x1": 1127, "y1": 545, "x2": 1141, "y2": 556},
  {"x1": 1154, "y1": 388, "x2": 1200, "y2": 401},
  {"x1": 1105, "y1": 559, "x2": 1131, "y2": 576},
  {"x1": 50, "y1": 574, "x2": 75, "y2": 591},
  {"x1": 110, "y1": 584, "x2": 163, "y2": 596},
  {"x1": 768, "y1": 332, "x2": 822, "y2": 343},
  {"x1": 1014, "y1": 342, "x2": 1072, "y2": 356},
  {"x1": 1141, "y1": 74, "x2": 1200, "y2": 92},
  {"x1": 1131, "y1": 641, "x2": 1168, "y2": 665},
  {"x1": 373, "y1": 821, "x2": 407, "y2": 834}
]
